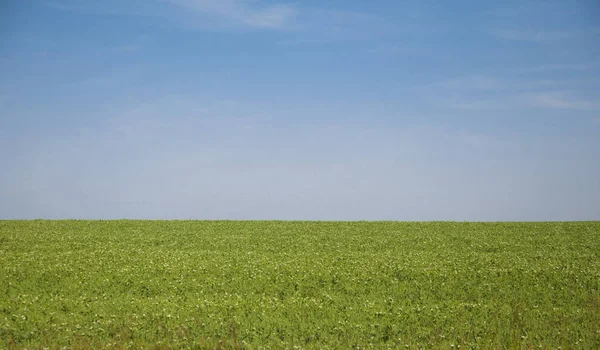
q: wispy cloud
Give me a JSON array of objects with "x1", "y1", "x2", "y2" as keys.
[
  {"x1": 432, "y1": 76, "x2": 506, "y2": 91},
  {"x1": 44, "y1": 0, "x2": 153, "y2": 17},
  {"x1": 162, "y1": 1, "x2": 395, "y2": 42},
  {"x1": 450, "y1": 100, "x2": 509, "y2": 111},
  {"x1": 491, "y1": 28, "x2": 572, "y2": 42},
  {"x1": 44, "y1": 0, "x2": 394, "y2": 42},
  {"x1": 519, "y1": 64, "x2": 591, "y2": 73},
  {"x1": 44, "y1": 0, "x2": 297, "y2": 30},
  {"x1": 448, "y1": 91, "x2": 600, "y2": 112},
  {"x1": 287, "y1": 9, "x2": 397, "y2": 43},
  {"x1": 429, "y1": 75, "x2": 563, "y2": 93},
  {"x1": 421, "y1": 73, "x2": 600, "y2": 112},
  {"x1": 162, "y1": 0, "x2": 297, "y2": 29},
  {"x1": 111, "y1": 44, "x2": 143, "y2": 53},
  {"x1": 522, "y1": 92, "x2": 600, "y2": 111}
]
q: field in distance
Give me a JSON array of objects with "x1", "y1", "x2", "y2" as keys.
[{"x1": 1, "y1": 221, "x2": 599, "y2": 348}]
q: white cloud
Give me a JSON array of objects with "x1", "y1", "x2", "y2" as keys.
[
  {"x1": 428, "y1": 75, "x2": 560, "y2": 93},
  {"x1": 522, "y1": 92, "x2": 600, "y2": 111},
  {"x1": 45, "y1": 0, "x2": 390, "y2": 41},
  {"x1": 450, "y1": 100, "x2": 508, "y2": 111},
  {"x1": 44, "y1": 0, "x2": 154, "y2": 16},
  {"x1": 520, "y1": 64, "x2": 590, "y2": 73},
  {"x1": 42, "y1": 0, "x2": 404, "y2": 46},
  {"x1": 162, "y1": 0, "x2": 297, "y2": 29},
  {"x1": 491, "y1": 28, "x2": 572, "y2": 42},
  {"x1": 433, "y1": 76, "x2": 506, "y2": 91},
  {"x1": 420, "y1": 73, "x2": 600, "y2": 112},
  {"x1": 447, "y1": 91, "x2": 600, "y2": 112},
  {"x1": 284, "y1": 9, "x2": 395, "y2": 43}
]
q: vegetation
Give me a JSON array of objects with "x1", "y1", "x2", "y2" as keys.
[{"x1": 1, "y1": 221, "x2": 599, "y2": 348}]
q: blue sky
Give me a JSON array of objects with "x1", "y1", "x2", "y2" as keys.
[{"x1": 1, "y1": 0, "x2": 599, "y2": 220}]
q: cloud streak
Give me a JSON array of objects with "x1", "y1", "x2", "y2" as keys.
[
  {"x1": 490, "y1": 28, "x2": 572, "y2": 42},
  {"x1": 521, "y1": 64, "x2": 591, "y2": 73},
  {"x1": 44, "y1": 0, "x2": 394, "y2": 42},
  {"x1": 162, "y1": 0, "x2": 297, "y2": 29},
  {"x1": 522, "y1": 92, "x2": 600, "y2": 111},
  {"x1": 421, "y1": 73, "x2": 600, "y2": 112}
]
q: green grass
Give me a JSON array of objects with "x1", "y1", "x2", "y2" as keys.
[{"x1": 1, "y1": 221, "x2": 599, "y2": 349}]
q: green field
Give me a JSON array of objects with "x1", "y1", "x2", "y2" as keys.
[{"x1": 1, "y1": 221, "x2": 599, "y2": 348}]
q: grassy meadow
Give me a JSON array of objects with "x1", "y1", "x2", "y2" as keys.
[{"x1": 1, "y1": 220, "x2": 599, "y2": 348}]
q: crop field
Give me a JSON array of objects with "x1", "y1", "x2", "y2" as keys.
[{"x1": 1, "y1": 221, "x2": 599, "y2": 349}]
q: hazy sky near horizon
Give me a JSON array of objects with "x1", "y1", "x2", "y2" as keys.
[{"x1": 1, "y1": 0, "x2": 599, "y2": 220}]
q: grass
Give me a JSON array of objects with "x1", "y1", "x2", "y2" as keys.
[{"x1": 1, "y1": 220, "x2": 599, "y2": 349}]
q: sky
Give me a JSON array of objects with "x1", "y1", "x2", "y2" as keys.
[{"x1": 1, "y1": 0, "x2": 599, "y2": 221}]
